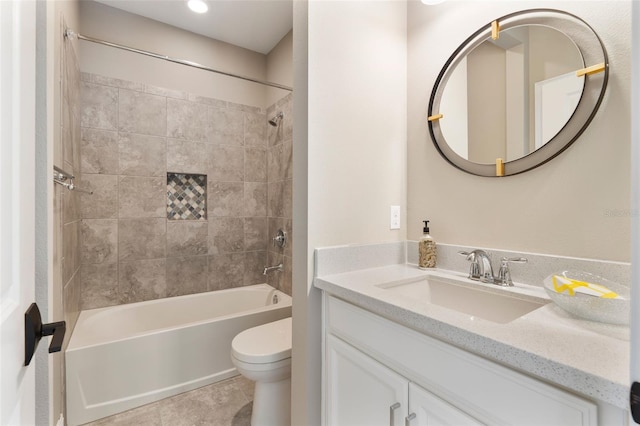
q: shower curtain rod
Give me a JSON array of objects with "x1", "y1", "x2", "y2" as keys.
[{"x1": 64, "y1": 29, "x2": 293, "y2": 92}]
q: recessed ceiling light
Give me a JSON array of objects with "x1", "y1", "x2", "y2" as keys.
[{"x1": 188, "y1": 0, "x2": 208, "y2": 14}]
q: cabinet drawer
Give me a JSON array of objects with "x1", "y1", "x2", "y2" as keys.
[{"x1": 326, "y1": 295, "x2": 597, "y2": 426}]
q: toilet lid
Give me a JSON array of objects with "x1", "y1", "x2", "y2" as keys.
[{"x1": 231, "y1": 317, "x2": 292, "y2": 364}]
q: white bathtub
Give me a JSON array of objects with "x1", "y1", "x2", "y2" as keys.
[{"x1": 65, "y1": 284, "x2": 292, "y2": 426}]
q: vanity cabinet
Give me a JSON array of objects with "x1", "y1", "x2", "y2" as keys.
[
  {"x1": 323, "y1": 295, "x2": 599, "y2": 426},
  {"x1": 327, "y1": 333, "x2": 481, "y2": 425}
]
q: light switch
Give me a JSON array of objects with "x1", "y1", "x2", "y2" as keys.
[{"x1": 390, "y1": 205, "x2": 400, "y2": 230}]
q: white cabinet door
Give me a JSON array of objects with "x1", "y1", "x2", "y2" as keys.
[
  {"x1": 408, "y1": 383, "x2": 483, "y2": 426},
  {"x1": 326, "y1": 334, "x2": 408, "y2": 426}
]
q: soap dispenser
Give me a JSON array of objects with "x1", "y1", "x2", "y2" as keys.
[{"x1": 418, "y1": 220, "x2": 436, "y2": 269}]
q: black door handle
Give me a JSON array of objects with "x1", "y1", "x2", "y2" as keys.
[{"x1": 24, "y1": 303, "x2": 66, "y2": 366}]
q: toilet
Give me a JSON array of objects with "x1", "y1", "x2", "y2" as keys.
[{"x1": 231, "y1": 317, "x2": 292, "y2": 426}]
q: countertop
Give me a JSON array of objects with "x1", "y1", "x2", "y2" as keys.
[{"x1": 314, "y1": 264, "x2": 630, "y2": 409}]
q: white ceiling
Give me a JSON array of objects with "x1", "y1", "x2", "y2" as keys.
[{"x1": 94, "y1": 0, "x2": 293, "y2": 55}]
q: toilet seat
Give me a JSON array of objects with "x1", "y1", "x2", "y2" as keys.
[{"x1": 231, "y1": 317, "x2": 292, "y2": 364}]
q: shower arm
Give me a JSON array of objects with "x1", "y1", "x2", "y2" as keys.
[{"x1": 64, "y1": 29, "x2": 293, "y2": 92}]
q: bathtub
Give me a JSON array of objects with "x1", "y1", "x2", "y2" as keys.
[{"x1": 65, "y1": 284, "x2": 291, "y2": 426}]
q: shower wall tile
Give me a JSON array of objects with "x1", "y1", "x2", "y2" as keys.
[
  {"x1": 80, "y1": 82, "x2": 118, "y2": 130},
  {"x1": 187, "y1": 93, "x2": 227, "y2": 109},
  {"x1": 61, "y1": 99, "x2": 72, "y2": 167},
  {"x1": 244, "y1": 112, "x2": 267, "y2": 148},
  {"x1": 118, "y1": 133, "x2": 166, "y2": 177},
  {"x1": 119, "y1": 259, "x2": 167, "y2": 303},
  {"x1": 167, "y1": 139, "x2": 211, "y2": 175},
  {"x1": 79, "y1": 73, "x2": 291, "y2": 308},
  {"x1": 208, "y1": 182, "x2": 244, "y2": 217},
  {"x1": 118, "y1": 218, "x2": 166, "y2": 261},
  {"x1": 91, "y1": 74, "x2": 144, "y2": 92},
  {"x1": 167, "y1": 221, "x2": 208, "y2": 257},
  {"x1": 63, "y1": 221, "x2": 80, "y2": 285},
  {"x1": 81, "y1": 219, "x2": 118, "y2": 264},
  {"x1": 81, "y1": 128, "x2": 118, "y2": 174},
  {"x1": 245, "y1": 217, "x2": 268, "y2": 251},
  {"x1": 118, "y1": 89, "x2": 167, "y2": 136},
  {"x1": 209, "y1": 217, "x2": 244, "y2": 254},
  {"x1": 268, "y1": 140, "x2": 293, "y2": 182},
  {"x1": 145, "y1": 84, "x2": 188, "y2": 100},
  {"x1": 281, "y1": 256, "x2": 293, "y2": 296},
  {"x1": 245, "y1": 147, "x2": 267, "y2": 182},
  {"x1": 268, "y1": 180, "x2": 292, "y2": 219},
  {"x1": 210, "y1": 144, "x2": 244, "y2": 181},
  {"x1": 80, "y1": 262, "x2": 119, "y2": 310},
  {"x1": 244, "y1": 182, "x2": 267, "y2": 217},
  {"x1": 166, "y1": 256, "x2": 208, "y2": 297},
  {"x1": 244, "y1": 251, "x2": 267, "y2": 285},
  {"x1": 208, "y1": 253, "x2": 245, "y2": 291},
  {"x1": 167, "y1": 98, "x2": 210, "y2": 142},
  {"x1": 80, "y1": 174, "x2": 118, "y2": 219},
  {"x1": 209, "y1": 108, "x2": 244, "y2": 146},
  {"x1": 118, "y1": 176, "x2": 166, "y2": 218}
]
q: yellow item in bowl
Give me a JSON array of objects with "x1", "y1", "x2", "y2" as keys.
[{"x1": 551, "y1": 275, "x2": 620, "y2": 299}]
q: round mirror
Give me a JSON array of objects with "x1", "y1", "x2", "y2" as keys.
[{"x1": 428, "y1": 9, "x2": 608, "y2": 176}]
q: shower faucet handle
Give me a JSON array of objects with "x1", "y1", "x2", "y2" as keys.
[{"x1": 272, "y1": 229, "x2": 287, "y2": 248}]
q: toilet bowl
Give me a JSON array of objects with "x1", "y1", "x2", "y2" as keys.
[{"x1": 231, "y1": 317, "x2": 292, "y2": 426}]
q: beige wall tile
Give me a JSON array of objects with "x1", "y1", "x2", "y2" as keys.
[
  {"x1": 208, "y1": 182, "x2": 244, "y2": 217},
  {"x1": 167, "y1": 221, "x2": 208, "y2": 257},
  {"x1": 81, "y1": 128, "x2": 118, "y2": 174},
  {"x1": 119, "y1": 133, "x2": 166, "y2": 177},
  {"x1": 81, "y1": 219, "x2": 118, "y2": 264},
  {"x1": 80, "y1": 81, "x2": 118, "y2": 130},
  {"x1": 80, "y1": 262, "x2": 119, "y2": 310},
  {"x1": 245, "y1": 147, "x2": 267, "y2": 182},
  {"x1": 208, "y1": 253, "x2": 245, "y2": 291},
  {"x1": 118, "y1": 218, "x2": 166, "y2": 261},
  {"x1": 167, "y1": 98, "x2": 210, "y2": 142},
  {"x1": 244, "y1": 182, "x2": 267, "y2": 217},
  {"x1": 210, "y1": 144, "x2": 244, "y2": 181},
  {"x1": 166, "y1": 256, "x2": 208, "y2": 297},
  {"x1": 208, "y1": 217, "x2": 244, "y2": 254},
  {"x1": 80, "y1": 174, "x2": 118, "y2": 219},
  {"x1": 167, "y1": 139, "x2": 210, "y2": 175},
  {"x1": 209, "y1": 107, "x2": 243, "y2": 146},
  {"x1": 118, "y1": 89, "x2": 166, "y2": 136},
  {"x1": 118, "y1": 176, "x2": 166, "y2": 218},
  {"x1": 244, "y1": 217, "x2": 268, "y2": 251},
  {"x1": 244, "y1": 112, "x2": 267, "y2": 148},
  {"x1": 244, "y1": 251, "x2": 266, "y2": 285},
  {"x1": 119, "y1": 259, "x2": 167, "y2": 303}
]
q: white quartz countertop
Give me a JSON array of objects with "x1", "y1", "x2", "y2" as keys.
[{"x1": 314, "y1": 264, "x2": 630, "y2": 409}]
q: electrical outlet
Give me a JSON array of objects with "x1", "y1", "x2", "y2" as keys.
[{"x1": 390, "y1": 205, "x2": 400, "y2": 230}]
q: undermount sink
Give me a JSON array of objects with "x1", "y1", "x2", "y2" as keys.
[{"x1": 377, "y1": 274, "x2": 549, "y2": 324}]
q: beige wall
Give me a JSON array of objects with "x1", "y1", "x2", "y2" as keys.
[
  {"x1": 407, "y1": 0, "x2": 631, "y2": 262},
  {"x1": 266, "y1": 30, "x2": 294, "y2": 107},
  {"x1": 78, "y1": 1, "x2": 269, "y2": 108},
  {"x1": 292, "y1": 1, "x2": 407, "y2": 424}
]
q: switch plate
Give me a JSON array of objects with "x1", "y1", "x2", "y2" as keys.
[{"x1": 390, "y1": 205, "x2": 400, "y2": 230}]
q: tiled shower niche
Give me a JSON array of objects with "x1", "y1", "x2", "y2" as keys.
[
  {"x1": 167, "y1": 173, "x2": 207, "y2": 220},
  {"x1": 79, "y1": 72, "x2": 293, "y2": 310}
]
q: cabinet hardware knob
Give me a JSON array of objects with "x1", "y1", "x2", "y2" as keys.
[
  {"x1": 390, "y1": 402, "x2": 401, "y2": 426},
  {"x1": 405, "y1": 413, "x2": 416, "y2": 426}
]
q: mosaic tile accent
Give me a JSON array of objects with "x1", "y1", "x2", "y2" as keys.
[{"x1": 167, "y1": 173, "x2": 207, "y2": 220}]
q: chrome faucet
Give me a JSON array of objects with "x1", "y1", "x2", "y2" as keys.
[
  {"x1": 263, "y1": 263, "x2": 284, "y2": 275},
  {"x1": 458, "y1": 250, "x2": 527, "y2": 287}
]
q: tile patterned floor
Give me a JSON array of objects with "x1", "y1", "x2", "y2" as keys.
[{"x1": 83, "y1": 376, "x2": 254, "y2": 426}]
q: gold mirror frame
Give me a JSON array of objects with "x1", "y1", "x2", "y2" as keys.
[{"x1": 428, "y1": 9, "x2": 609, "y2": 177}]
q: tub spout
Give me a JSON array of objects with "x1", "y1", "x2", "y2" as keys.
[{"x1": 263, "y1": 263, "x2": 284, "y2": 275}]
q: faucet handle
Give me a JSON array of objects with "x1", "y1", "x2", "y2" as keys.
[
  {"x1": 458, "y1": 251, "x2": 481, "y2": 280},
  {"x1": 496, "y1": 257, "x2": 528, "y2": 287}
]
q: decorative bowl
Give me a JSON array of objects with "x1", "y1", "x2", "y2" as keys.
[{"x1": 542, "y1": 271, "x2": 629, "y2": 325}]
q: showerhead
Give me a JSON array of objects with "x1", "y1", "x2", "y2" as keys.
[{"x1": 268, "y1": 112, "x2": 284, "y2": 127}]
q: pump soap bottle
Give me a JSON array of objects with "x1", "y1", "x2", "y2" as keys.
[{"x1": 418, "y1": 220, "x2": 436, "y2": 269}]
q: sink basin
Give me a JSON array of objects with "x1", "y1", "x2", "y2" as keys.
[{"x1": 377, "y1": 274, "x2": 549, "y2": 324}]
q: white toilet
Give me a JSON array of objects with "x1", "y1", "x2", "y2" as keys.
[{"x1": 231, "y1": 317, "x2": 292, "y2": 426}]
